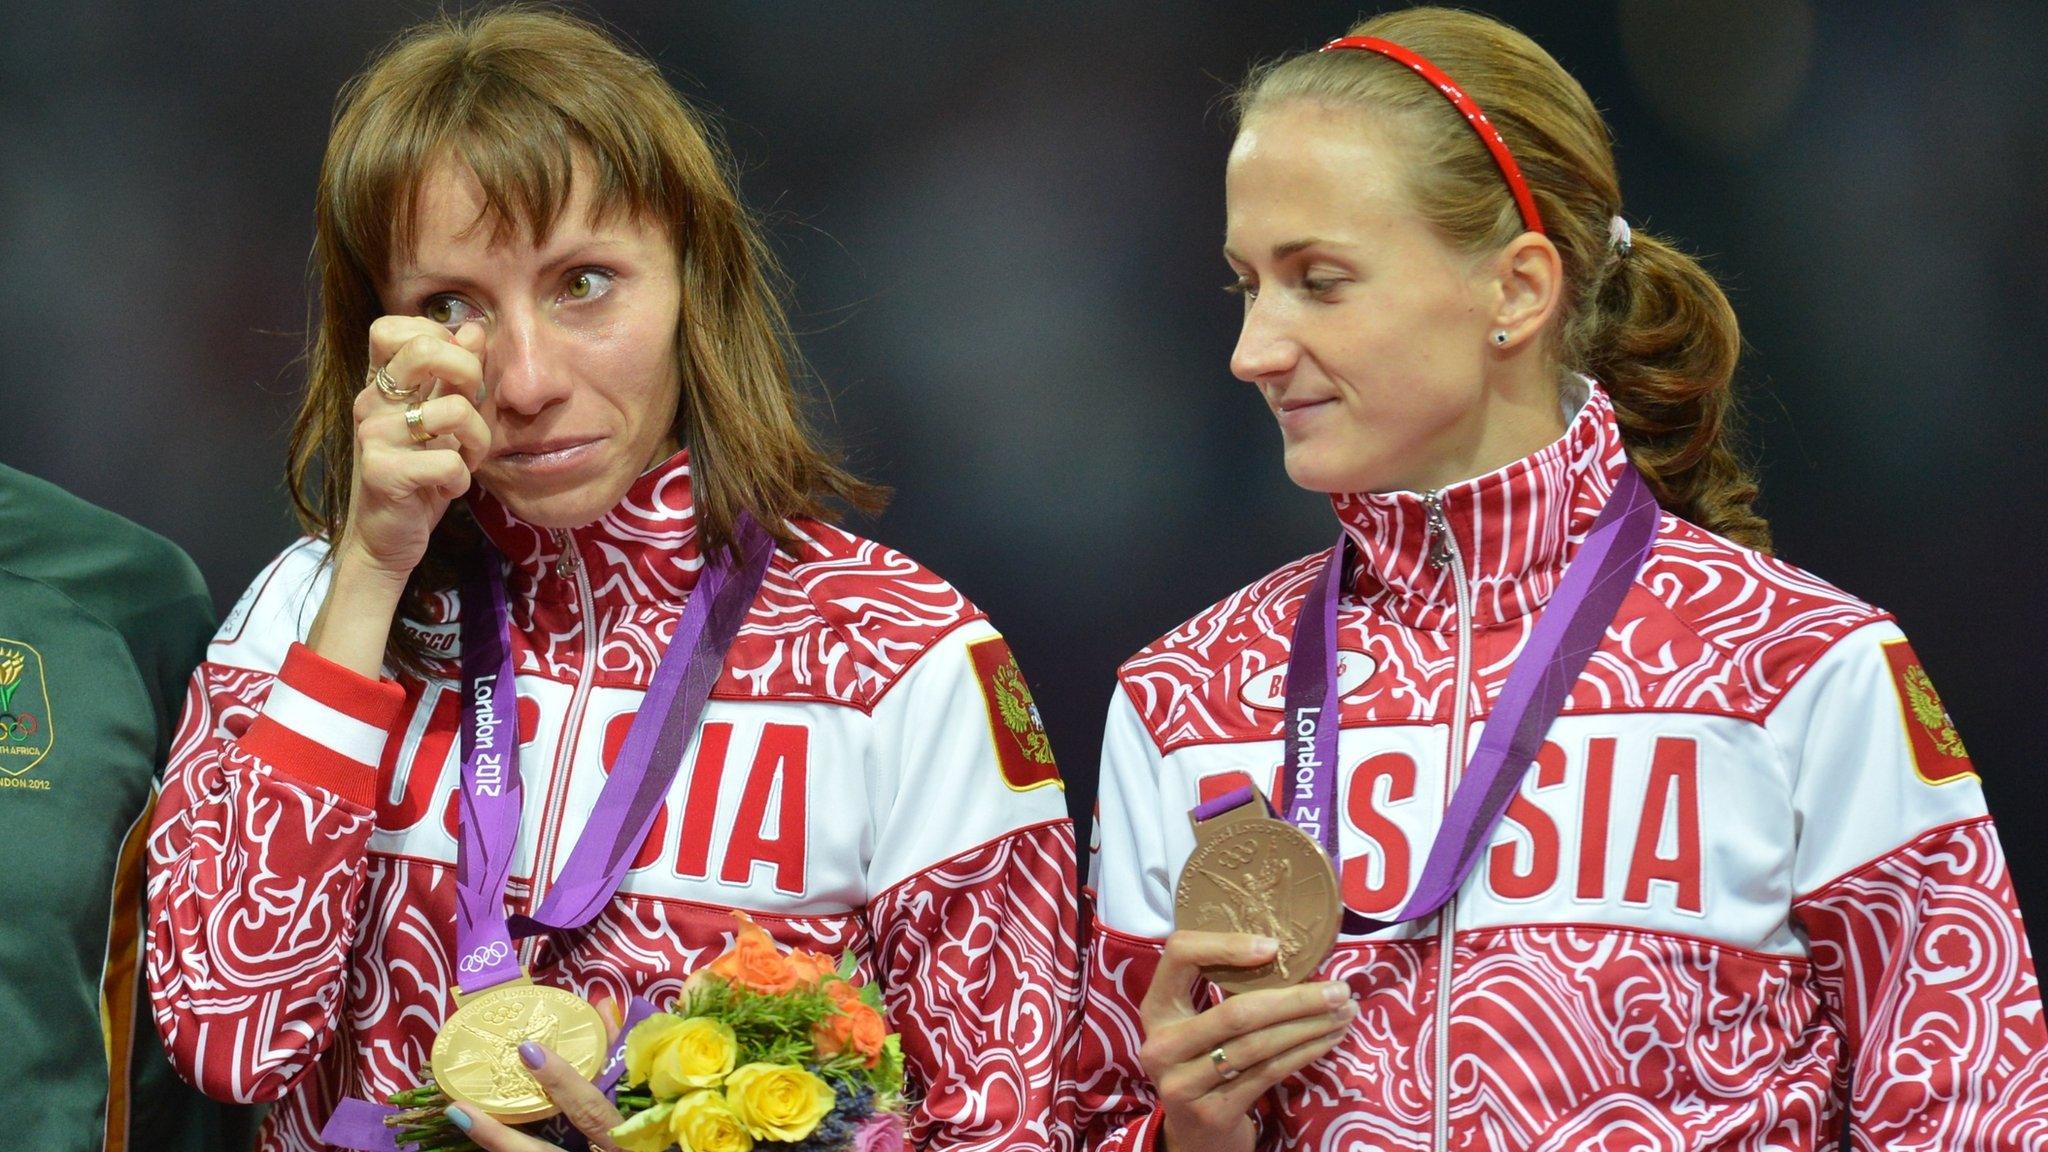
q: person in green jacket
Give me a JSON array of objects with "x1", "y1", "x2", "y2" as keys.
[{"x1": 0, "y1": 462, "x2": 255, "y2": 1150}]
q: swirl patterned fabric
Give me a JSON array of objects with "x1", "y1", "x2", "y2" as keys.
[
  {"x1": 145, "y1": 452, "x2": 1079, "y2": 1152},
  {"x1": 872, "y1": 825, "x2": 1081, "y2": 1151},
  {"x1": 1081, "y1": 920, "x2": 1845, "y2": 1151},
  {"x1": 1081, "y1": 385, "x2": 2048, "y2": 1150},
  {"x1": 1120, "y1": 524, "x2": 1883, "y2": 752},
  {"x1": 1084, "y1": 817, "x2": 2048, "y2": 1151},
  {"x1": 1796, "y1": 819, "x2": 2048, "y2": 1150},
  {"x1": 462, "y1": 468, "x2": 980, "y2": 704},
  {"x1": 1082, "y1": 841, "x2": 2048, "y2": 1151},
  {"x1": 149, "y1": 680, "x2": 378, "y2": 1103}
]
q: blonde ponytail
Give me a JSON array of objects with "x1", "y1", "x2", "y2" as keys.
[{"x1": 1585, "y1": 230, "x2": 1768, "y2": 550}]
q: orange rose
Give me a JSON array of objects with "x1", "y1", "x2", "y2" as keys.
[
  {"x1": 813, "y1": 1000, "x2": 888, "y2": 1067},
  {"x1": 822, "y1": 979, "x2": 862, "y2": 1007},
  {"x1": 784, "y1": 949, "x2": 838, "y2": 987},
  {"x1": 707, "y1": 922, "x2": 798, "y2": 995}
]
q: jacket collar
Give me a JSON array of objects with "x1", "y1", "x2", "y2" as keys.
[
  {"x1": 1330, "y1": 380, "x2": 1631, "y2": 632},
  {"x1": 469, "y1": 448, "x2": 703, "y2": 607}
]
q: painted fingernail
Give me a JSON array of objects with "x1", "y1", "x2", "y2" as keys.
[
  {"x1": 445, "y1": 1105, "x2": 473, "y2": 1133},
  {"x1": 519, "y1": 1040, "x2": 546, "y2": 1069},
  {"x1": 1323, "y1": 983, "x2": 1350, "y2": 1007}
]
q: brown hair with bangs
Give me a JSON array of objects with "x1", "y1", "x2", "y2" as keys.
[
  {"x1": 288, "y1": 4, "x2": 885, "y2": 674},
  {"x1": 1236, "y1": 8, "x2": 1769, "y2": 552}
]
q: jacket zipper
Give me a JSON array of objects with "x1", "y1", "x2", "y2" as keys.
[
  {"x1": 523, "y1": 528, "x2": 599, "y2": 967},
  {"x1": 1423, "y1": 491, "x2": 1473, "y2": 1152}
]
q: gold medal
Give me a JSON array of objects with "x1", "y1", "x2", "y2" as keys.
[
  {"x1": 429, "y1": 974, "x2": 608, "y2": 1123},
  {"x1": 1173, "y1": 791, "x2": 1342, "y2": 993}
]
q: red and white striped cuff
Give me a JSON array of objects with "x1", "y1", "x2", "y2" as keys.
[{"x1": 238, "y1": 642, "x2": 405, "y2": 810}]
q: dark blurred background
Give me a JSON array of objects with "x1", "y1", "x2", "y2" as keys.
[{"x1": 4, "y1": 1, "x2": 2043, "y2": 955}]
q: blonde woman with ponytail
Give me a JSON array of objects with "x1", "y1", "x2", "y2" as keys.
[{"x1": 1079, "y1": 9, "x2": 2046, "y2": 1151}]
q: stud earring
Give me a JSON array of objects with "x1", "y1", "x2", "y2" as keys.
[{"x1": 1491, "y1": 329, "x2": 1509, "y2": 347}]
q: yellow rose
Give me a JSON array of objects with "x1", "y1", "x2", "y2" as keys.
[
  {"x1": 653, "y1": 1018, "x2": 741, "y2": 1098},
  {"x1": 723, "y1": 1063, "x2": 836, "y2": 1142},
  {"x1": 669, "y1": 1090, "x2": 755, "y2": 1152},
  {"x1": 625, "y1": 1015, "x2": 740, "y2": 1098},
  {"x1": 610, "y1": 1101, "x2": 676, "y2": 1152},
  {"x1": 625, "y1": 1016, "x2": 687, "y2": 1090}
]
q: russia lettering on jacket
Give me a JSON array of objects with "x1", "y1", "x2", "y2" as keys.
[
  {"x1": 145, "y1": 458, "x2": 1080, "y2": 1152},
  {"x1": 1078, "y1": 386, "x2": 2048, "y2": 1151},
  {"x1": 1201, "y1": 732, "x2": 1705, "y2": 917}
]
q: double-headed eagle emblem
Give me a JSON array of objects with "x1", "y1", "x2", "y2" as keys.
[
  {"x1": 991, "y1": 660, "x2": 1055, "y2": 766},
  {"x1": 1902, "y1": 664, "x2": 1968, "y2": 760}
]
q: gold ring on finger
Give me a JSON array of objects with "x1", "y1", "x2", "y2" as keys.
[
  {"x1": 1211, "y1": 1046, "x2": 1240, "y2": 1082},
  {"x1": 371, "y1": 362, "x2": 418, "y2": 401},
  {"x1": 404, "y1": 401, "x2": 433, "y2": 443}
]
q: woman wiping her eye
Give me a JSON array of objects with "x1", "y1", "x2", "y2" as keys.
[
  {"x1": 1075, "y1": 8, "x2": 2048, "y2": 1151},
  {"x1": 143, "y1": 9, "x2": 1078, "y2": 1151}
]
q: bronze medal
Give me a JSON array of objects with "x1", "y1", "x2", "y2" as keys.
[
  {"x1": 429, "y1": 976, "x2": 608, "y2": 1123},
  {"x1": 1173, "y1": 793, "x2": 1342, "y2": 993}
]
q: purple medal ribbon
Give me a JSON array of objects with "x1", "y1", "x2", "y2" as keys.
[
  {"x1": 453, "y1": 515, "x2": 776, "y2": 992},
  {"x1": 1279, "y1": 518, "x2": 1348, "y2": 865},
  {"x1": 452, "y1": 550, "x2": 524, "y2": 990},
  {"x1": 1359, "y1": 467, "x2": 1657, "y2": 932},
  {"x1": 322, "y1": 509, "x2": 764, "y2": 1151},
  {"x1": 1197, "y1": 467, "x2": 1659, "y2": 935}
]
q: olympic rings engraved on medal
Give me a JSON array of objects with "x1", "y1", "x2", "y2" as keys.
[
  {"x1": 1210, "y1": 839, "x2": 1261, "y2": 870},
  {"x1": 458, "y1": 940, "x2": 511, "y2": 974}
]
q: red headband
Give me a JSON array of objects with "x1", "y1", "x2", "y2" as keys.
[{"x1": 1319, "y1": 35, "x2": 1546, "y2": 235}]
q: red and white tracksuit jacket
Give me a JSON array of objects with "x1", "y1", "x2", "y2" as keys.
[
  {"x1": 1076, "y1": 384, "x2": 2048, "y2": 1151},
  {"x1": 145, "y1": 453, "x2": 1078, "y2": 1152}
]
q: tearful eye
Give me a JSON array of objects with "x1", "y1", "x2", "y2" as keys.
[
  {"x1": 563, "y1": 269, "x2": 616, "y2": 302},
  {"x1": 422, "y1": 296, "x2": 482, "y2": 330}
]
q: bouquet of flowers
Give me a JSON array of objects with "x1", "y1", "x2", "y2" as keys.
[
  {"x1": 609, "y1": 918, "x2": 906, "y2": 1152},
  {"x1": 370, "y1": 919, "x2": 905, "y2": 1152}
]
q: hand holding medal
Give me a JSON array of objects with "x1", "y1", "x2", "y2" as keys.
[
  {"x1": 1135, "y1": 932, "x2": 1357, "y2": 1152},
  {"x1": 366, "y1": 993, "x2": 626, "y2": 1152},
  {"x1": 1146, "y1": 532, "x2": 1358, "y2": 1152},
  {"x1": 438, "y1": 1002, "x2": 633, "y2": 1152},
  {"x1": 1169, "y1": 503, "x2": 1353, "y2": 996},
  {"x1": 322, "y1": 518, "x2": 780, "y2": 1151},
  {"x1": 1153, "y1": 470, "x2": 1658, "y2": 1151}
]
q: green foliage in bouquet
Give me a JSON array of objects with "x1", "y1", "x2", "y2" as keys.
[{"x1": 611, "y1": 919, "x2": 907, "y2": 1152}]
